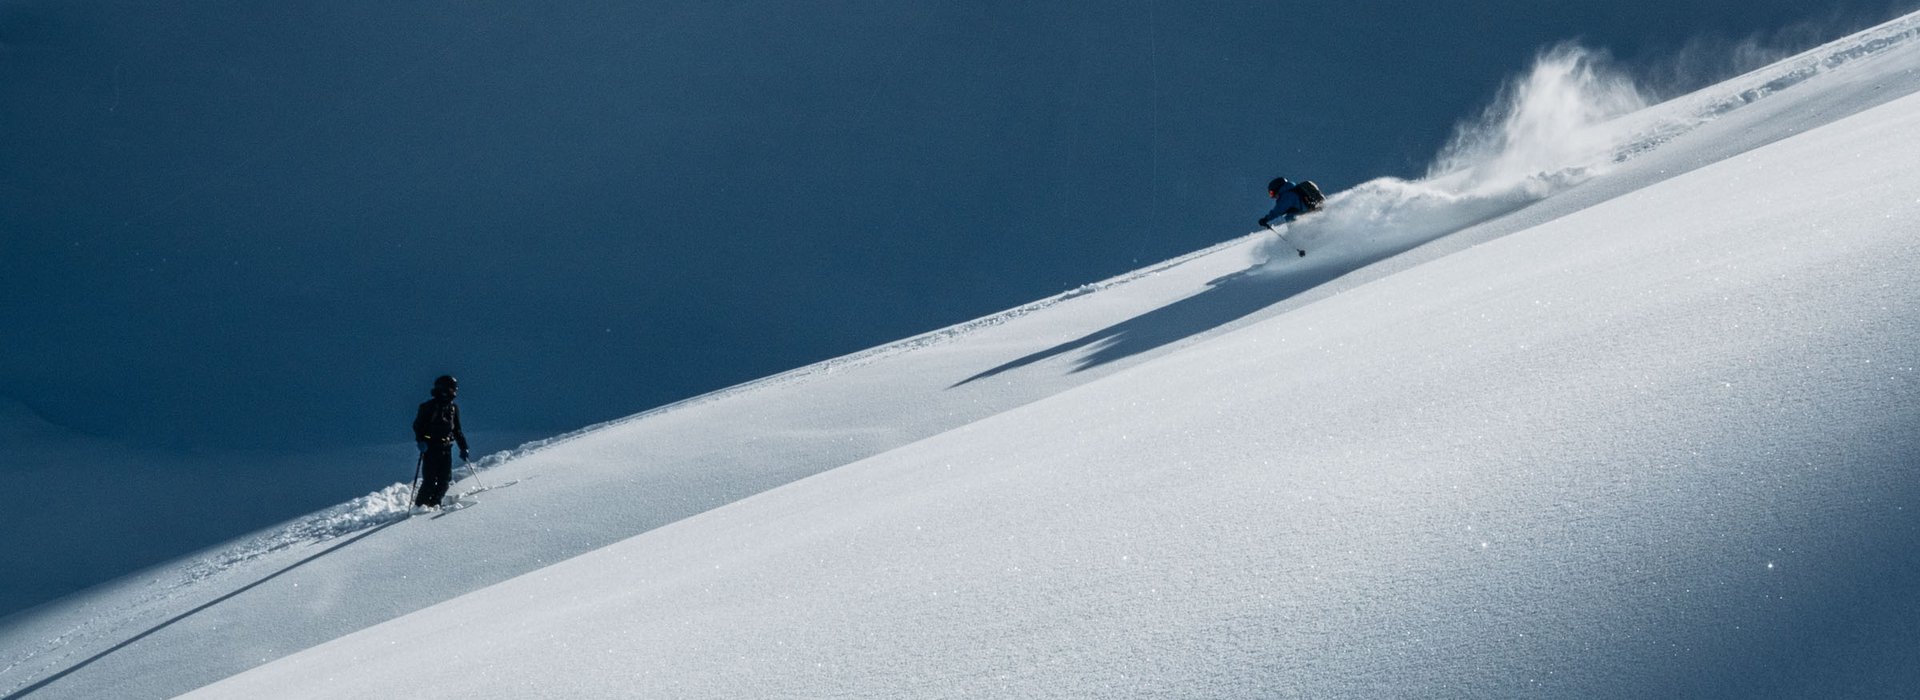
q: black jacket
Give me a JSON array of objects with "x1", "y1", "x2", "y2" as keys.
[{"x1": 413, "y1": 397, "x2": 468, "y2": 451}]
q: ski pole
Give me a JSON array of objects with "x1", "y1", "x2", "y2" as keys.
[
  {"x1": 410, "y1": 452, "x2": 424, "y2": 504},
  {"x1": 464, "y1": 457, "x2": 486, "y2": 490},
  {"x1": 1266, "y1": 223, "x2": 1306, "y2": 257}
]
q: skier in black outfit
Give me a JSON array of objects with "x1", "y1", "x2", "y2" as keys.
[{"x1": 412, "y1": 375, "x2": 469, "y2": 508}]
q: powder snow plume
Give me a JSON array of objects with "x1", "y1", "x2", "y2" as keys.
[
  {"x1": 1261, "y1": 45, "x2": 1647, "y2": 264},
  {"x1": 1427, "y1": 44, "x2": 1648, "y2": 189}
]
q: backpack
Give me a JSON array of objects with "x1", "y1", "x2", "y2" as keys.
[
  {"x1": 1292, "y1": 180, "x2": 1326, "y2": 212},
  {"x1": 419, "y1": 400, "x2": 458, "y2": 442}
]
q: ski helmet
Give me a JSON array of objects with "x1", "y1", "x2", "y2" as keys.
[
  {"x1": 433, "y1": 375, "x2": 459, "y2": 391},
  {"x1": 1267, "y1": 177, "x2": 1292, "y2": 193}
]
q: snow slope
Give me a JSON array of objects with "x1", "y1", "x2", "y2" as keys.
[{"x1": 8, "y1": 12, "x2": 1920, "y2": 700}]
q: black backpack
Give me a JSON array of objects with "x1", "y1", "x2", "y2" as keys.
[
  {"x1": 419, "y1": 400, "x2": 458, "y2": 442},
  {"x1": 1293, "y1": 180, "x2": 1326, "y2": 212}
]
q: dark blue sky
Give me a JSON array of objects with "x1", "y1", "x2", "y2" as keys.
[{"x1": 4, "y1": 0, "x2": 1915, "y2": 452}]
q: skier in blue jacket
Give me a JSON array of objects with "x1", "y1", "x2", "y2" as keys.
[
  {"x1": 1258, "y1": 177, "x2": 1309, "y2": 228},
  {"x1": 1259, "y1": 176, "x2": 1312, "y2": 257}
]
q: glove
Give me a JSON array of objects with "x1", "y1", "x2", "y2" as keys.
[
  {"x1": 416, "y1": 441, "x2": 429, "y2": 454},
  {"x1": 1257, "y1": 217, "x2": 1271, "y2": 227},
  {"x1": 460, "y1": 448, "x2": 470, "y2": 461}
]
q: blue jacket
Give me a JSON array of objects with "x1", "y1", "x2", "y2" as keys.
[{"x1": 1260, "y1": 189, "x2": 1307, "y2": 226}]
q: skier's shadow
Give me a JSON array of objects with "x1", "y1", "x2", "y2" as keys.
[
  {"x1": 953, "y1": 260, "x2": 1350, "y2": 387},
  {"x1": 1, "y1": 518, "x2": 403, "y2": 700}
]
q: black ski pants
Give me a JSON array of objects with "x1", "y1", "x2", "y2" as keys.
[{"x1": 416, "y1": 445, "x2": 454, "y2": 506}]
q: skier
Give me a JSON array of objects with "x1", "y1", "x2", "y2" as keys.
[
  {"x1": 1258, "y1": 176, "x2": 1323, "y2": 257},
  {"x1": 412, "y1": 375, "x2": 469, "y2": 508},
  {"x1": 1258, "y1": 176, "x2": 1310, "y2": 228}
]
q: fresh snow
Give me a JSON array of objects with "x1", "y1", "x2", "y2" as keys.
[{"x1": 7, "y1": 11, "x2": 1920, "y2": 700}]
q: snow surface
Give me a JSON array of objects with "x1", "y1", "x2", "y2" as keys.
[{"x1": 6, "y1": 11, "x2": 1920, "y2": 699}]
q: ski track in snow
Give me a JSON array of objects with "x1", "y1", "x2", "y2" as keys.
[
  {"x1": 0, "y1": 486, "x2": 421, "y2": 692},
  {"x1": 0, "y1": 471, "x2": 547, "y2": 697},
  {"x1": 1619, "y1": 12, "x2": 1920, "y2": 158}
]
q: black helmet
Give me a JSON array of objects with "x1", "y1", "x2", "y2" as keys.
[
  {"x1": 1267, "y1": 177, "x2": 1292, "y2": 193},
  {"x1": 433, "y1": 375, "x2": 459, "y2": 390}
]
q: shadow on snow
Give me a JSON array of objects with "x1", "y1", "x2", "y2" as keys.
[
  {"x1": 2, "y1": 519, "x2": 403, "y2": 700},
  {"x1": 952, "y1": 257, "x2": 1353, "y2": 388}
]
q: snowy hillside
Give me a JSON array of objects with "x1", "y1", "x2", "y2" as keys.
[{"x1": 8, "y1": 12, "x2": 1920, "y2": 700}]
